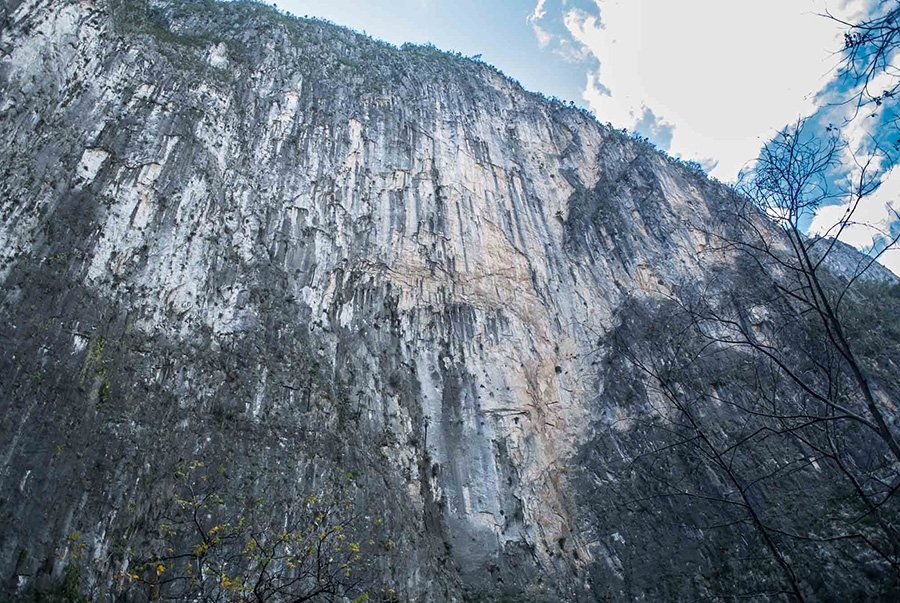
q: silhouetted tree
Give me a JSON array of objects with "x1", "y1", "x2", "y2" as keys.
[{"x1": 825, "y1": 2, "x2": 900, "y2": 135}]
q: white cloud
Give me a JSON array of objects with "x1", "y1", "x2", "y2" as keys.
[
  {"x1": 553, "y1": 37, "x2": 591, "y2": 64},
  {"x1": 532, "y1": 22, "x2": 554, "y2": 48},
  {"x1": 528, "y1": 0, "x2": 554, "y2": 48},
  {"x1": 809, "y1": 201, "x2": 892, "y2": 249},
  {"x1": 561, "y1": 0, "x2": 859, "y2": 180},
  {"x1": 528, "y1": 0, "x2": 548, "y2": 23},
  {"x1": 809, "y1": 166, "x2": 900, "y2": 273},
  {"x1": 878, "y1": 246, "x2": 900, "y2": 276}
]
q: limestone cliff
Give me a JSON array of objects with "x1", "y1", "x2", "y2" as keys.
[{"x1": 1, "y1": 1, "x2": 898, "y2": 601}]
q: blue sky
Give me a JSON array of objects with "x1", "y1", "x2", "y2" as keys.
[{"x1": 272, "y1": 0, "x2": 898, "y2": 272}]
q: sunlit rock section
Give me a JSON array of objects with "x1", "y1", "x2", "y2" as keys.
[{"x1": 5, "y1": 1, "x2": 890, "y2": 601}]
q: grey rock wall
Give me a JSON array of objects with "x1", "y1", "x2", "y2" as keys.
[{"x1": 0, "y1": 1, "x2": 897, "y2": 601}]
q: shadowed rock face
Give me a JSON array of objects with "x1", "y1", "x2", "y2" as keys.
[{"x1": 1, "y1": 1, "x2": 897, "y2": 601}]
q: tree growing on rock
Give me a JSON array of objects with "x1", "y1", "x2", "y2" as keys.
[{"x1": 110, "y1": 461, "x2": 397, "y2": 603}]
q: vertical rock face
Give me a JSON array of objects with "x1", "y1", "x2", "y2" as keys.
[{"x1": 1, "y1": 1, "x2": 897, "y2": 601}]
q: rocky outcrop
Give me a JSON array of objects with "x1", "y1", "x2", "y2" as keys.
[{"x1": 1, "y1": 1, "x2": 897, "y2": 601}]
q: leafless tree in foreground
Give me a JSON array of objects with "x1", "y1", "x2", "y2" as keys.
[
  {"x1": 825, "y1": 2, "x2": 900, "y2": 135},
  {"x1": 697, "y1": 116, "x2": 900, "y2": 465},
  {"x1": 585, "y1": 9, "x2": 900, "y2": 597}
]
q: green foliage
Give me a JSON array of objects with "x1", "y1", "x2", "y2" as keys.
[
  {"x1": 114, "y1": 460, "x2": 396, "y2": 602},
  {"x1": 81, "y1": 336, "x2": 112, "y2": 408},
  {"x1": 59, "y1": 565, "x2": 84, "y2": 603},
  {"x1": 107, "y1": 0, "x2": 229, "y2": 77},
  {"x1": 30, "y1": 367, "x2": 44, "y2": 388},
  {"x1": 10, "y1": 563, "x2": 87, "y2": 603},
  {"x1": 97, "y1": 378, "x2": 111, "y2": 407},
  {"x1": 84, "y1": 336, "x2": 105, "y2": 367},
  {"x1": 110, "y1": 0, "x2": 218, "y2": 48}
]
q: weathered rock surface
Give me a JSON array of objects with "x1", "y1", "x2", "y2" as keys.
[{"x1": 1, "y1": 1, "x2": 898, "y2": 601}]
